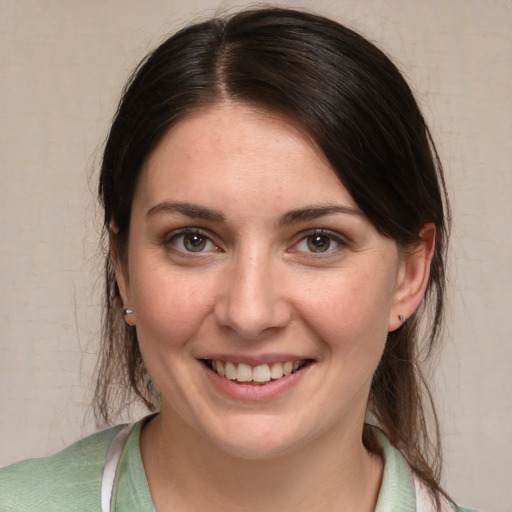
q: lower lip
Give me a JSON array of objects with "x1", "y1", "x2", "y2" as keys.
[{"x1": 202, "y1": 362, "x2": 311, "y2": 402}]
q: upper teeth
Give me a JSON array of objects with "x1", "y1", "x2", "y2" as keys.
[{"x1": 210, "y1": 360, "x2": 303, "y2": 383}]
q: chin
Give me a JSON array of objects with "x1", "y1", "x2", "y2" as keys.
[{"x1": 202, "y1": 416, "x2": 317, "y2": 461}]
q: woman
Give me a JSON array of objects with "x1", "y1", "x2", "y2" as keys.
[{"x1": 0, "y1": 7, "x2": 476, "y2": 512}]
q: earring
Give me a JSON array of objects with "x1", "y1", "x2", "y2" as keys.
[
  {"x1": 398, "y1": 314, "x2": 405, "y2": 323},
  {"x1": 122, "y1": 308, "x2": 135, "y2": 327}
]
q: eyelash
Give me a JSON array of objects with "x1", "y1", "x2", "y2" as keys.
[{"x1": 165, "y1": 227, "x2": 347, "y2": 257}]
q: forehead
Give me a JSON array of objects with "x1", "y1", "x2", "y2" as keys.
[{"x1": 137, "y1": 101, "x2": 357, "y2": 215}]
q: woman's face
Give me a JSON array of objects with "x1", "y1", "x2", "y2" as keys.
[{"x1": 118, "y1": 102, "x2": 410, "y2": 459}]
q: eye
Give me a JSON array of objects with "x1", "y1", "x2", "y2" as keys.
[
  {"x1": 304, "y1": 234, "x2": 335, "y2": 253},
  {"x1": 291, "y1": 230, "x2": 343, "y2": 254},
  {"x1": 168, "y1": 229, "x2": 218, "y2": 253}
]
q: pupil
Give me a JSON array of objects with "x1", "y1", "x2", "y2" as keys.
[
  {"x1": 184, "y1": 234, "x2": 206, "y2": 251},
  {"x1": 308, "y1": 235, "x2": 330, "y2": 252}
]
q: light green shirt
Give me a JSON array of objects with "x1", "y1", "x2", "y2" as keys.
[{"x1": 0, "y1": 418, "x2": 477, "y2": 511}]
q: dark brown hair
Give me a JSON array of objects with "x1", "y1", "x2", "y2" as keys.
[{"x1": 96, "y1": 7, "x2": 450, "y2": 505}]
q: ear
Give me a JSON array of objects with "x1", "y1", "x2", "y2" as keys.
[
  {"x1": 388, "y1": 223, "x2": 436, "y2": 332},
  {"x1": 109, "y1": 224, "x2": 136, "y2": 327}
]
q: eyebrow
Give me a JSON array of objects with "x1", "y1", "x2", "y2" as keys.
[
  {"x1": 278, "y1": 204, "x2": 363, "y2": 225},
  {"x1": 146, "y1": 201, "x2": 362, "y2": 225},
  {"x1": 146, "y1": 201, "x2": 225, "y2": 222}
]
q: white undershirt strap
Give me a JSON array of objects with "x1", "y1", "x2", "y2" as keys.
[{"x1": 101, "y1": 423, "x2": 137, "y2": 512}]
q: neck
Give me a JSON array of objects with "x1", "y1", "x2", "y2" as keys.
[{"x1": 140, "y1": 409, "x2": 383, "y2": 512}]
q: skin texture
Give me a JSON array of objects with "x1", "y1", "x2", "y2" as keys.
[{"x1": 114, "y1": 102, "x2": 435, "y2": 511}]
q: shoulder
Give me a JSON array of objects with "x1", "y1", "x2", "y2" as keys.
[
  {"x1": 0, "y1": 424, "x2": 124, "y2": 511},
  {"x1": 374, "y1": 428, "x2": 480, "y2": 512},
  {"x1": 414, "y1": 474, "x2": 480, "y2": 512}
]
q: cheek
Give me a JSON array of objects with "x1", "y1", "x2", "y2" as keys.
[
  {"x1": 131, "y1": 269, "x2": 218, "y2": 351},
  {"x1": 296, "y1": 270, "x2": 393, "y2": 361}
]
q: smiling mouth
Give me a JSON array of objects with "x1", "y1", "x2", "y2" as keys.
[{"x1": 203, "y1": 359, "x2": 311, "y2": 385}]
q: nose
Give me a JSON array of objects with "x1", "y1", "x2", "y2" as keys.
[{"x1": 214, "y1": 252, "x2": 291, "y2": 340}]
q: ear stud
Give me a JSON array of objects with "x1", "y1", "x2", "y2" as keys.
[
  {"x1": 398, "y1": 314, "x2": 405, "y2": 323},
  {"x1": 122, "y1": 308, "x2": 135, "y2": 327}
]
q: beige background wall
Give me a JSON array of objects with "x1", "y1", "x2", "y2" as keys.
[{"x1": 1, "y1": 1, "x2": 510, "y2": 510}]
